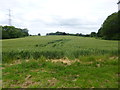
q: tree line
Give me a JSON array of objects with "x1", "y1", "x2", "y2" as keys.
[
  {"x1": 46, "y1": 31, "x2": 97, "y2": 37},
  {"x1": 0, "y1": 26, "x2": 29, "y2": 39}
]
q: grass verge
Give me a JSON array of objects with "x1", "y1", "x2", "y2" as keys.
[{"x1": 2, "y1": 55, "x2": 119, "y2": 88}]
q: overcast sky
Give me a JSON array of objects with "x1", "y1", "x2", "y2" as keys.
[{"x1": 0, "y1": 0, "x2": 118, "y2": 35}]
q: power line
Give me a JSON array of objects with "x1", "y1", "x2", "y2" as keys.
[{"x1": 8, "y1": 9, "x2": 12, "y2": 26}]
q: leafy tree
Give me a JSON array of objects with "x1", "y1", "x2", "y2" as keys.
[
  {"x1": 97, "y1": 12, "x2": 120, "y2": 40},
  {"x1": 2, "y1": 26, "x2": 29, "y2": 39}
]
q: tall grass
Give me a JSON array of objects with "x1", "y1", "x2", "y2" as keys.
[
  {"x1": 2, "y1": 36, "x2": 118, "y2": 63},
  {"x1": 2, "y1": 49, "x2": 118, "y2": 63}
]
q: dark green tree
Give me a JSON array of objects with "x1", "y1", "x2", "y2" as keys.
[
  {"x1": 2, "y1": 26, "x2": 29, "y2": 39},
  {"x1": 97, "y1": 12, "x2": 120, "y2": 40}
]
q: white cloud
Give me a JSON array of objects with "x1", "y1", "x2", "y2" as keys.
[{"x1": 0, "y1": 0, "x2": 118, "y2": 35}]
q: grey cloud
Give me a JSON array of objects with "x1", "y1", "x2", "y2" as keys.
[
  {"x1": 58, "y1": 18, "x2": 81, "y2": 26},
  {"x1": 41, "y1": 16, "x2": 100, "y2": 29}
]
